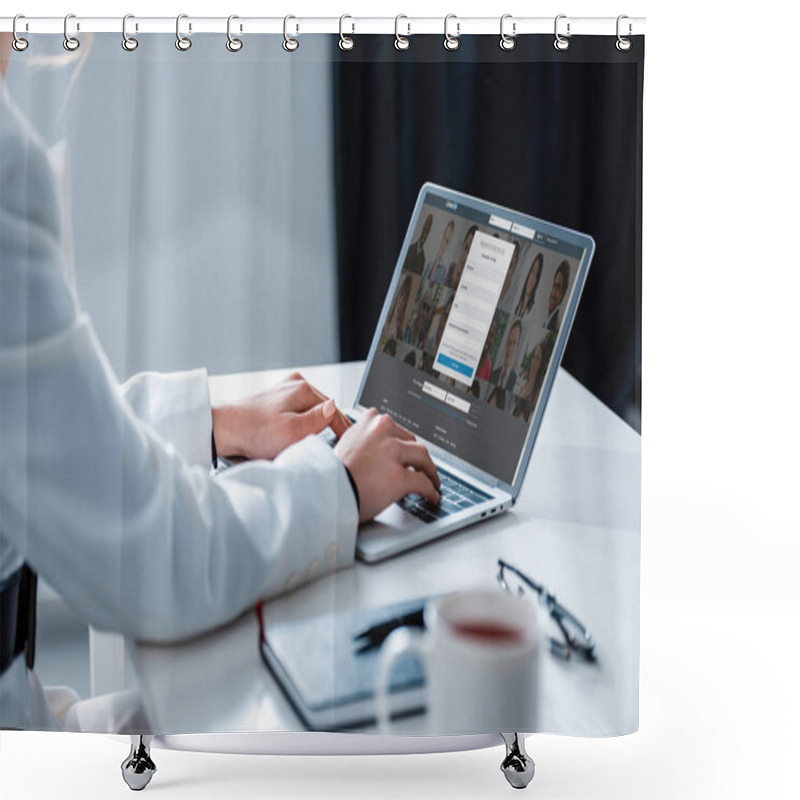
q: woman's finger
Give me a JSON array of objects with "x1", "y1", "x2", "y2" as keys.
[
  {"x1": 401, "y1": 467, "x2": 440, "y2": 505},
  {"x1": 397, "y1": 441, "x2": 440, "y2": 489}
]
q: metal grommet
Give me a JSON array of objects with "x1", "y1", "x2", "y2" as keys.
[
  {"x1": 554, "y1": 14, "x2": 570, "y2": 51},
  {"x1": 283, "y1": 15, "x2": 299, "y2": 52},
  {"x1": 499, "y1": 14, "x2": 516, "y2": 51},
  {"x1": 63, "y1": 13, "x2": 80, "y2": 52},
  {"x1": 12, "y1": 15, "x2": 29, "y2": 52},
  {"x1": 339, "y1": 14, "x2": 355, "y2": 51},
  {"x1": 175, "y1": 14, "x2": 192, "y2": 51},
  {"x1": 616, "y1": 15, "x2": 632, "y2": 51},
  {"x1": 394, "y1": 15, "x2": 410, "y2": 50},
  {"x1": 226, "y1": 15, "x2": 243, "y2": 52},
  {"x1": 122, "y1": 14, "x2": 138, "y2": 51},
  {"x1": 444, "y1": 14, "x2": 460, "y2": 51}
]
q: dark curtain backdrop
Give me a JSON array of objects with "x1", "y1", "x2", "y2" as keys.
[{"x1": 332, "y1": 35, "x2": 643, "y2": 428}]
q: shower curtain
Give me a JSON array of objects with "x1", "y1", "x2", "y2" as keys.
[{"x1": 1, "y1": 22, "x2": 643, "y2": 741}]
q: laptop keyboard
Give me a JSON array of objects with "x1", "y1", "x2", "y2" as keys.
[{"x1": 397, "y1": 469, "x2": 491, "y2": 523}]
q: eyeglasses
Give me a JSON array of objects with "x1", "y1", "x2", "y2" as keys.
[{"x1": 496, "y1": 559, "x2": 596, "y2": 662}]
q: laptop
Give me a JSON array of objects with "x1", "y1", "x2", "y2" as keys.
[{"x1": 342, "y1": 183, "x2": 595, "y2": 563}]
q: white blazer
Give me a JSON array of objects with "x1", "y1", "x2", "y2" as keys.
[{"x1": 0, "y1": 88, "x2": 358, "y2": 731}]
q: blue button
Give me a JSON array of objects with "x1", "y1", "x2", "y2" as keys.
[{"x1": 436, "y1": 354, "x2": 472, "y2": 377}]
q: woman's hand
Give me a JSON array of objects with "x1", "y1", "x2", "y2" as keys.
[
  {"x1": 211, "y1": 372, "x2": 351, "y2": 461},
  {"x1": 334, "y1": 408, "x2": 440, "y2": 524}
]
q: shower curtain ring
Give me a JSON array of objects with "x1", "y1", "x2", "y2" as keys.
[
  {"x1": 176, "y1": 14, "x2": 192, "y2": 51},
  {"x1": 394, "y1": 15, "x2": 410, "y2": 51},
  {"x1": 499, "y1": 14, "x2": 516, "y2": 51},
  {"x1": 554, "y1": 15, "x2": 571, "y2": 51},
  {"x1": 339, "y1": 15, "x2": 355, "y2": 51},
  {"x1": 616, "y1": 15, "x2": 632, "y2": 51},
  {"x1": 226, "y1": 15, "x2": 243, "y2": 51},
  {"x1": 283, "y1": 15, "x2": 299, "y2": 51},
  {"x1": 444, "y1": 14, "x2": 460, "y2": 51},
  {"x1": 12, "y1": 15, "x2": 29, "y2": 52},
  {"x1": 63, "y1": 14, "x2": 80, "y2": 51},
  {"x1": 122, "y1": 15, "x2": 138, "y2": 51}
]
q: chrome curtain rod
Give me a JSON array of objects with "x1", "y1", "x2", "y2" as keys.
[{"x1": 0, "y1": 15, "x2": 646, "y2": 37}]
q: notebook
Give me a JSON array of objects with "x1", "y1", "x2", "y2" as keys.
[{"x1": 260, "y1": 597, "x2": 431, "y2": 730}]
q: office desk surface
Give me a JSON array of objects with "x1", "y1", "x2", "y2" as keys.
[{"x1": 130, "y1": 362, "x2": 640, "y2": 737}]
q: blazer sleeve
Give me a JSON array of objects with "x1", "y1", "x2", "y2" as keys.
[
  {"x1": 120, "y1": 369, "x2": 214, "y2": 468},
  {"x1": 0, "y1": 89, "x2": 359, "y2": 644}
]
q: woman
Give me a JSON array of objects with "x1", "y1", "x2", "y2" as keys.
[
  {"x1": 420, "y1": 219, "x2": 455, "y2": 287},
  {"x1": 384, "y1": 273, "x2": 413, "y2": 342},
  {"x1": 520, "y1": 341, "x2": 547, "y2": 407},
  {"x1": 514, "y1": 252, "x2": 544, "y2": 318},
  {"x1": 426, "y1": 291, "x2": 454, "y2": 355},
  {"x1": 0, "y1": 34, "x2": 440, "y2": 732},
  {"x1": 445, "y1": 224, "x2": 478, "y2": 289}
]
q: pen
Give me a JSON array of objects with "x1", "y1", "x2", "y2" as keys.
[{"x1": 352, "y1": 605, "x2": 426, "y2": 654}]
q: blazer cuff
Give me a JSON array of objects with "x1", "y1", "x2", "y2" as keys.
[{"x1": 275, "y1": 435, "x2": 360, "y2": 571}]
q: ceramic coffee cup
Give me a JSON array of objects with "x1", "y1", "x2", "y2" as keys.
[{"x1": 375, "y1": 589, "x2": 539, "y2": 734}]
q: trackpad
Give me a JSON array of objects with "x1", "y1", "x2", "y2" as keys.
[
  {"x1": 356, "y1": 504, "x2": 422, "y2": 561},
  {"x1": 362, "y1": 503, "x2": 419, "y2": 536}
]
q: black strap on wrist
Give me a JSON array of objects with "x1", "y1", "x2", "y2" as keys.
[
  {"x1": 211, "y1": 429, "x2": 218, "y2": 469},
  {"x1": 343, "y1": 464, "x2": 360, "y2": 512},
  {"x1": 0, "y1": 568, "x2": 22, "y2": 676},
  {"x1": 1, "y1": 565, "x2": 37, "y2": 676}
]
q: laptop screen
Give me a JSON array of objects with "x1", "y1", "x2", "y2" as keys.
[{"x1": 357, "y1": 187, "x2": 590, "y2": 487}]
